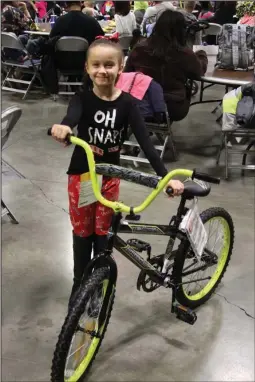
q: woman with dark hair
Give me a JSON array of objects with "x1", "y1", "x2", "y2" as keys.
[
  {"x1": 125, "y1": 9, "x2": 208, "y2": 121},
  {"x1": 114, "y1": 1, "x2": 136, "y2": 37}
]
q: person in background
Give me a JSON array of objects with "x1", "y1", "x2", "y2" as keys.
[
  {"x1": 100, "y1": 1, "x2": 114, "y2": 16},
  {"x1": 50, "y1": 1, "x2": 104, "y2": 44},
  {"x1": 46, "y1": 1, "x2": 62, "y2": 17},
  {"x1": 1, "y1": 1, "x2": 30, "y2": 34},
  {"x1": 210, "y1": 1, "x2": 237, "y2": 25},
  {"x1": 180, "y1": 1, "x2": 202, "y2": 46},
  {"x1": 133, "y1": 1, "x2": 148, "y2": 26},
  {"x1": 34, "y1": 1, "x2": 47, "y2": 20},
  {"x1": 1, "y1": 1, "x2": 33, "y2": 61},
  {"x1": 236, "y1": 1, "x2": 255, "y2": 26},
  {"x1": 25, "y1": 0, "x2": 38, "y2": 20},
  {"x1": 114, "y1": 1, "x2": 136, "y2": 37},
  {"x1": 125, "y1": 9, "x2": 208, "y2": 121},
  {"x1": 198, "y1": 1, "x2": 214, "y2": 20},
  {"x1": 140, "y1": 1, "x2": 176, "y2": 35},
  {"x1": 82, "y1": 1, "x2": 99, "y2": 17}
]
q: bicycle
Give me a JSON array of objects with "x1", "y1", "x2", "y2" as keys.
[{"x1": 49, "y1": 134, "x2": 234, "y2": 382}]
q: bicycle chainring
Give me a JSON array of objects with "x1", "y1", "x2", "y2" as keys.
[{"x1": 136, "y1": 255, "x2": 164, "y2": 293}]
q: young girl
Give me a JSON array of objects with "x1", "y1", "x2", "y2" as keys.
[{"x1": 51, "y1": 38, "x2": 184, "y2": 305}]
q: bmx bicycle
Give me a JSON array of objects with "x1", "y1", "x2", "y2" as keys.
[{"x1": 49, "y1": 134, "x2": 234, "y2": 382}]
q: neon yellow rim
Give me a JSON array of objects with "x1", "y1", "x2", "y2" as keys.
[
  {"x1": 183, "y1": 216, "x2": 231, "y2": 301},
  {"x1": 65, "y1": 279, "x2": 112, "y2": 382}
]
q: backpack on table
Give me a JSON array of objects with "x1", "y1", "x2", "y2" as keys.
[{"x1": 216, "y1": 24, "x2": 255, "y2": 70}]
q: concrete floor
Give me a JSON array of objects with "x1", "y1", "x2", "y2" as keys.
[{"x1": 1, "y1": 83, "x2": 255, "y2": 382}]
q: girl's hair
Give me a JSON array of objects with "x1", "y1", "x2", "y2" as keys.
[
  {"x1": 114, "y1": 1, "x2": 130, "y2": 16},
  {"x1": 87, "y1": 38, "x2": 123, "y2": 63},
  {"x1": 147, "y1": 9, "x2": 186, "y2": 59},
  {"x1": 83, "y1": 38, "x2": 124, "y2": 89}
]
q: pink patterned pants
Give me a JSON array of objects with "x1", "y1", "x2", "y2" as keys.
[{"x1": 68, "y1": 175, "x2": 120, "y2": 237}]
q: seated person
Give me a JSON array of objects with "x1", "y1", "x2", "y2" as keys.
[
  {"x1": 116, "y1": 72, "x2": 166, "y2": 122},
  {"x1": 125, "y1": 9, "x2": 208, "y2": 122},
  {"x1": 1, "y1": 1, "x2": 30, "y2": 35},
  {"x1": 134, "y1": 1, "x2": 148, "y2": 26},
  {"x1": 141, "y1": 1, "x2": 176, "y2": 35},
  {"x1": 211, "y1": 1, "x2": 237, "y2": 25},
  {"x1": 1, "y1": 1, "x2": 31, "y2": 60},
  {"x1": 114, "y1": 1, "x2": 136, "y2": 37},
  {"x1": 116, "y1": 71, "x2": 167, "y2": 155},
  {"x1": 82, "y1": 1, "x2": 99, "y2": 17},
  {"x1": 50, "y1": 1, "x2": 104, "y2": 43},
  {"x1": 180, "y1": 1, "x2": 202, "y2": 46},
  {"x1": 50, "y1": 1, "x2": 104, "y2": 72}
]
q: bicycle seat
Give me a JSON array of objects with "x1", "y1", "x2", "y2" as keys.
[{"x1": 183, "y1": 179, "x2": 211, "y2": 199}]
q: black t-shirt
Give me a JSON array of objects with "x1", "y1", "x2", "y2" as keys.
[
  {"x1": 49, "y1": 10, "x2": 104, "y2": 44},
  {"x1": 61, "y1": 89, "x2": 168, "y2": 177}
]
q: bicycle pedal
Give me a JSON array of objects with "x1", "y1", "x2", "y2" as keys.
[
  {"x1": 127, "y1": 238, "x2": 151, "y2": 253},
  {"x1": 173, "y1": 303, "x2": 197, "y2": 325}
]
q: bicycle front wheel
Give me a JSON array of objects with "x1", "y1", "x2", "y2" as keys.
[
  {"x1": 51, "y1": 267, "x2": 115, "y2": 382},
  {"x1": 173, "y1": 207, "x2": 234, "y2": 309}
]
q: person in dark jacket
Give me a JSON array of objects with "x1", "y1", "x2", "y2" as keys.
[
  {"x1": 49, "y1": 1, "x2": 104, "y2": 72},
  {"x1": 210, "y1": 1, "x2": 237, "y2": 25},
  {"x1": 49, "y1": 1, "x2": 104, "y2": 43},
  {"x1": 125, "y1": 9, "x2": 208, "y2": 121}
]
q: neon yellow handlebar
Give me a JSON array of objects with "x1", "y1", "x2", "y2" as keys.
[{"x1": 71, "y1": 136, "x2": 193, "y2": 214}]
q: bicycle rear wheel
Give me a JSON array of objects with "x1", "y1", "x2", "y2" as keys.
[
  {"x1": 173, "y1": 207, "x2": 234, "y2": 309},
  {"x1": 51, "y1": 267, "x2": 115, "y2": 382}
]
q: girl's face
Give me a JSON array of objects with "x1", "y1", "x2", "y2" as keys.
[{"x1": 86, "y1": 46, "x2": 123, "y2": 88}]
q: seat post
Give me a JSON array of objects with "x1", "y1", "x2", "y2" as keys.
[{"x1": 175, "y1": 196, "x2": 187, "y2": 227}]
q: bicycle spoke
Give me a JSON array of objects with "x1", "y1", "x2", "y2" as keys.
[{"x1": 182, "y1": 216, "x2": 225, "y2": 295}]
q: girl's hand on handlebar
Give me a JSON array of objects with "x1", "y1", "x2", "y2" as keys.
[
  {"x1": 166, "y1": 180, "x2": 184, "y2": 198},
  {"x1": 51, "y1": 124, "x2": 72, "y2": 146}
]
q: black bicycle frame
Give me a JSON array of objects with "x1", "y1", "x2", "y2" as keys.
[{"x1": 102, "y1": 197, "x2": 188, "y2": 286}]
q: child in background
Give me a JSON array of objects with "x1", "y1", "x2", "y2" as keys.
[
  {"x1": 50, "y1": 38, "x2": 184, "y2": 306},
  {"x1": 35, "y1": 1, "x2": 47, "y2": 20}
]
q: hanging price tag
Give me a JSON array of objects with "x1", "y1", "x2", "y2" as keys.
[
  {"x1": 179, "y1": 199, "x2": 208, "y2": 258},
  {"x1": 78, "y1": 172, "x2": 102, "y2": 208}
]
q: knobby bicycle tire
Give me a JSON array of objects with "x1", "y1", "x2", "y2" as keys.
[
  {"x1": 172, "y1": 207, "x2": 234, "y2": 309},
  {"x1": 51, "y1": 267, "x2": 115, "y2": 382}
]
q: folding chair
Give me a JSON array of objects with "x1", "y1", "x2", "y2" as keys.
[
  {"x1": 203, "y1": 22, "x2": 222, "y2": 44},
  {"x1": 1, "y1": 32, "x2": 43, "y2": 100},
  {"x1": 1, "y1": 105, "x2": 22, "y2": 224},
  {"x1": 216, "y1": 129, "x2": 255, "y2": 179},
  {"x1": 54, "y1": 36, "x2": 89, "y2": 97},
  {"x1": 121, "y1": 108, "x2": 177, "y2": 167},
  {"x1": 119, "y1": 70, "x2": 178, "y2": 169}
]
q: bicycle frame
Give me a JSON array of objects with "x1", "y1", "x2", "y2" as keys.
[
  {"x1": 88, "y1": 196, "x2": 189, "y2": 289},
  {"x1": 62, "y1": 135, "x2": 220, "y2": 289}
]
